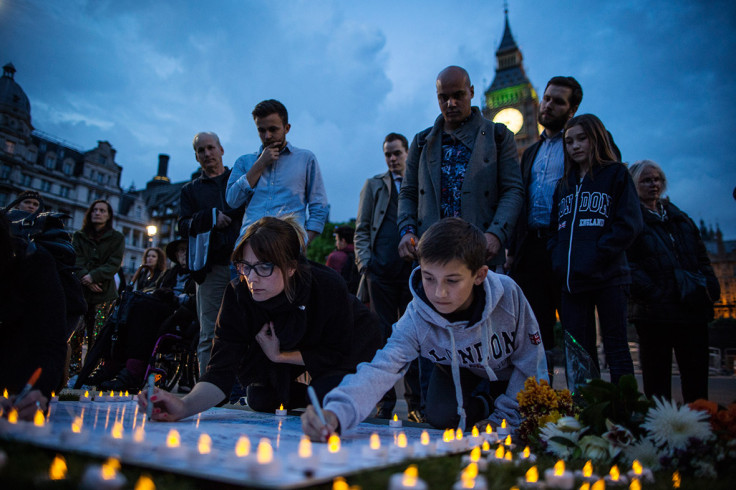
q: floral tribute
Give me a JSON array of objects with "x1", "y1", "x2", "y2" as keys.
[{"x1": 517, "y1": 375, "x2": 736, "y2": 480}]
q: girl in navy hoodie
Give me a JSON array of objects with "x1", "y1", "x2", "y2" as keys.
[{"x1": 548, "y1": 114, "x2": 642, "y2": 383}]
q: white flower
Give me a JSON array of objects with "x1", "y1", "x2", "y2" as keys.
[
  {"x1": 556, "y1": 416, "x2": 584, "y2": 432},
  {"x1": 539, "y1": 421, "x2": 585, "y2": 459},
  {"x1": 623, "y1": 438, "x2": 662, "y2": 471},
  {"x1": 642, "y1": 397, "x2": 714, "y2": 451},
  {"x1": 579, "y1": 435, "x2": 614, "y2": 462},
  {"x1": 603, "y1": 419, "x2": 635, "y2": 449}
]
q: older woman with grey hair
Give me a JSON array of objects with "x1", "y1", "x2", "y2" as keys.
[{"x1": 626, "y1": 160, "x2": 719, "y2": 402}]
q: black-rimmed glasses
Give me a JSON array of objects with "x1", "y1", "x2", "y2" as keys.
[{"x1": 233, "y1": 260, "x2": 275, "y2": 278}]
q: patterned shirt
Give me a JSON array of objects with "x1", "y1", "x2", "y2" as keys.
[{"x1": 440, "y1": 133, "x2": 472, "y2": 218}]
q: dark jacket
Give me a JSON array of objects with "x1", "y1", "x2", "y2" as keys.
[
  {"x1": 548, "y1": 163, "x2": 642, "y2": 293},
  {"x1": 200, "y1": 261, "x2": 382, "y2": 402},
  {"x1": 627, "y1": 201, "x2": 720, "y2": 323},
  {"x1": 73, "y1": 228, "x2": 125, "y2": 304},
  {"x1": 178, "y1": 168, "x2": 244, "y2": 270},
  {"x1": 398, "y1": 107, "x2": 523, "y2": 265}
]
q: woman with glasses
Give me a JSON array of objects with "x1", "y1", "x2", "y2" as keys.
[
  {"x1": 138, "y1": 216, "x2": 382, "y2": 421},
  {"x1": 627, "y1": 160, "x2": 719, "y2": 402}
]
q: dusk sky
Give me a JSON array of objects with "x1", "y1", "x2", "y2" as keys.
[{"x1": 2, "y1": 0, "x2": 735, "y2": 237}]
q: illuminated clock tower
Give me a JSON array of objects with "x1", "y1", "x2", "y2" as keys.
[{"x1": 482, "y1": 9, "x2": 539, "y2": 157}]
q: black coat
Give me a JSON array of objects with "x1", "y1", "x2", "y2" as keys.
[
  {"x1": 200, "y1": 261, "x2": 382, "y2": 402},
  {"x1": 548, "y1": 163, "x2": 643, "y2": 293},
  {"x1": 627, "y1": 201, "x2": 720, "y2": 324}
]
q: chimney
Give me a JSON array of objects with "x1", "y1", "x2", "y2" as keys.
[{"x1": 157, "y1": 154, "x2": 170, "y2": 179}]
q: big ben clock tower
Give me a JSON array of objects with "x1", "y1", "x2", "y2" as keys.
[{"x1": 482, "y1": 8, "x2": 539, "y2": 157}]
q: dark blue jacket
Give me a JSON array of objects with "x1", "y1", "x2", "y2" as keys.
[{"x1": 548, "y1": 162, "x2": 642, "y2": 293}]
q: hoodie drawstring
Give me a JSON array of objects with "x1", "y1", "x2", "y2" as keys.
[{"x1": 447, "y1": 328, "x2": 466, "y2": 431}]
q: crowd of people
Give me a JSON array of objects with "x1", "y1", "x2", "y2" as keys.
[{"x1": 1, "y1": 66, "x2": 720, "y2": 442}]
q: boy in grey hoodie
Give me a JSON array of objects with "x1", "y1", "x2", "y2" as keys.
[{"x1": 302, "y1": 218, "x2": 547, "y2": 440}]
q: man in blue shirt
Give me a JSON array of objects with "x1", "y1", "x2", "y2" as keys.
[
  {"x1": 506, "y1": 76, "x2": 582, "y2": 377},
  {"x1": 226, "y1": 100, "x2": 329, "y2": 244}
]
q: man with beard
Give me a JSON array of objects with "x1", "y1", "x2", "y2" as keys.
[{"x1": 226, "y1": 99, "x2": 329, "y2": 245}]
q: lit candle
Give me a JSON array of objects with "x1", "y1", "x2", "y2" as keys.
[
  {"x1": 389, "y1": 413, "x2": 402, "y2": 428},
  {"x1": 452, "y1": 463, "x2": 488, "y2": 490},
  {"x1": 502, "y1": 434, "x2": 515, "y2": 450},
  {"x1": 248, "y1": 438, "x2": 281, "y2": 479},
  {"x1": 49, "y1": 455, "x2": 67, "y2": 480},
  {"x1": 362, "y1": 432, "x2": 388, "y2": 460},
  {"x1": 30, "y1": 408, "x2": 51, "y2": 436},
  {"x1": 517, "y1": 445, "x2": 537, "y2": 464},
  {"x1": 516, "y1": 465, "x2": 544, "y2": 488},
  {"x1": 321, "y1": 433, "x2": 349, "y2": 465},
  {"x1": 604, "y1": 464, "x2": 628, "y2": 486},
  {"x1": 50, "y1": 391, "x2": 58, "y2": 403},
  {"x1": 61, "y1": 416, "x2": 89, "y2": 445},
  {"x1": 574, "y1": 460, "x2": 599, "y2": 482},
  {"x1": 79, "y1": 458, "x2": 126, "y2": 490},
  {"x1": 468, "y1": 425, "x2": 484, "y2": 447},
  {"x1": 287, "y1": 436, "x2": 319, "y2": 475},
  {"x1": 274, "y1": 403, "x2": 287, "y2": 417},
  {"x1": 496, "y1": 419, "x2": 511, "y2": 438},
  {"x1": 455, "y1": 428, "x2": 469, "y2": 451},
  {"x1": 544, "y1": 460, "x2": 574, "y2": 489},
  {"x1": 412, "y1": 430, "x2": 437, "y2": 456},
  {"x1": 483, "y1": 423, "x2": 498, "y2": 444},
  {"x1": 188, "y1": 433, "x2": 216, "y2": 465},
  {"x1": 2, "y1": 388, "x2": 7, "y2": 398},
  {"x1": 626, "y1": 460, "x2": 654, "y2": 483},
  {"x1": 490, "y1": 444, "x2": 511, "y2": 464},
  {"x1": 390, "y1": 431, "x2": 414, "y2": 459},
  {"x1": 388, "y1": 464, "x2": 428, "y2": 490},
  {"x1": 461, "y1": 446, "x2": 488, "y2": 471},
  {"x1": 102, "y1": 420, "x2": 124, "y2": 449},
  {"x1": 80, "y1": 390, "x2": 91, "y2": 403},
  {"x1": 161, "y1": 429, "x2": 187, "y2": 459}
]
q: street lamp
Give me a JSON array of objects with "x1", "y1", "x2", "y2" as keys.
[{"x1": 146, "y1": 224, "x2": 157, "y2": 246}]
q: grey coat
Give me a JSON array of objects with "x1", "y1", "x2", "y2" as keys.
[
  {"x1": 354, "y1": 170, "x2": 393, "y2": 274},
  {"x1": 398, "y1": 107, "x2": 523, "y2": 265}
]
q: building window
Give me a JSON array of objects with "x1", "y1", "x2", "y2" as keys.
[
  {"x1": 0, "y1": 165, "x2": 10, "y2": 180},
  {"x1": 63, "y1": 161, "x2": 73, "y2": 175},
  {"x1": 98, "y1": 155, "x2": 106, "y2": 165},
  {"x1": 40, "y1": 180, "x2": 52, "y2": 192},
  {"x1": 21, "y1": 174, "x2": 33, "y2": 187},
  {"x1": 0, "y1": 192, "x2": 7, "y2": 208},
  {"x1": 59, "y1": 186, "x2": 70, "y2": 198},
  {"x1": 4, "y1": 140, "x2": 14, "y2": 154},
  {"x1": 58, "y1": 149, "x2": 65, "y2": 158},
  {"x1": 39, "y1": 142, "x2": 46, "y2": 152},
  {"x1": 45, "y1": 154, "x2": 57, "y2": 170}
]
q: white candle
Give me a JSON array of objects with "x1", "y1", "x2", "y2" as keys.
[
  {"x1": 121, "y1": 426, "x2": 152, "y2": 461},
  {"x1": 159, "y1": 429, "x2": 188, "y2": 460},
  {"x1": 389, "y1": 431, "x2": 414, "y2": 459},
  {"x1": 248, "y1": 438, "x2": 281, "y2": 479},
  {"x1": 412, "y1": 430, "x2": 436, "y2": 456},
  {"x1": 517, "y1": 465, "x2": 543, "y2": 488},
  {"x1": 461, "y1": 447, "x2": 488, "y2": 471},
  {"x1": 28, "y1": 409, "x2": 51, "y2": 437},
  {"x1": 188, "y1": 433, "x2": 217, "y2": 465},
  {"x1": 544, "y1": 460, "x2": 575, "y2": 489},
  {"x1": 604, "y1": 465, "x2": 628, "y2": 486},
  {"x1": 361, "y1": 433, "x2": 388, "y2": 461},
  {"x1": 452, "y1": 463, "x2": 487, "y2": 490},
  {"x1": 79, "y1": 458, "x2": 126, "y2": 490},
  {"x1": 286, "y1": 436, "x2": 319, "y2": 475},
  {"x1": 275, "y1": 404, "x2": 287, "y2": 417},
  {"x1": 60, "y1": 417, "x2": 89, "y2": 446},
  {"x1": 573, "y1": 460, "x2": 598, "y2": 482},
  {"x1": 626, "y1": 460, "x2": 654, "y2": 483},
  {"x1": 389, "y1": 413, "x2": 402, "y2": 428},
  {"x1": 388, "y1": 465, "x2": 428, "y2": 490},
  {"x1": 516, "y1": 446, "x2": 537, "y2": 465},
  {"x1": 496, "y1": 419, "x2": 511, "y2": 438},
  {"x1": 79, "y1": 390, "x2": 91, "y2": 403},
  {"x1": 321, "y1": 433, "x2": 349, "y2": 465}
]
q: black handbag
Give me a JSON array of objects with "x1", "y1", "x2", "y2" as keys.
[{"x1": 674, "y1": 269, "x2": 711, "y2": 306}]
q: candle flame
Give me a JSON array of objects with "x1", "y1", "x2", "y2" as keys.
[
  {"x1": 504, "y1": 435, "x2": 512, "y2": 446},
  {"x1": 298, "y1": 436, "x2": 312, "y2": 458},
  {"x1": 118, "y1": 391, "x2": 123, "y2": 397},
  {"x1": 525, "y1": 465, "x2": 538, "y2": 483},
  {"x1": 630, "y1": 478, "x2": 641, "y2": 490},
  {"x1": 125, "y1": 391, "x2": 130, "y2": 397},
  {"x1": 592, "y1": 480, "x2": 605, "y2": 490},
  {"x1": 33, "y1": 409, "x2": 45, "y2": 427},
  {"x1": 109, "y1": 391, "x2": 114, "y2": 397},
  {"x1": 8, "y1": 407, "x2": 18, "y2": 424},
  {"x1": 610, "y1": 465, "x2": 620, "y2": 481},
  {"x1": 111, "y1": 421, "x2": 123, "y2": 439},
  {"x1": 632, "y1": 459, "x2": 642, "y2": 475},
  {"x1": 393, "y1": 413, "x2": 398, "y2": 422},
  {"x1": 49, "y1": 455, "x2": 67, "y2": 480},
  {"x1": 501, "y1": 419, "x2": 507, "y2": 428},
  {"x1": 99, "y1": 391, "x2": 103, "y2": 397},
  {"x1": 198, "y1": 433, "x2": 212, "y2": 454},
  {"x1": 235, "y1": 436, "x2": 251, "y2": 457},
  {"x1": 72, "y1": 416, "x2": 83, "y2": 433},
  {"x1": 583, "y1": 460, "x2": 593, "y2": 477},
  {"x1": 522, "y1": 446, "x2": 530, "y2": 458},
  {"x1": 257, "y1": 438, "x2": 273, "y2": 464},
  {"x1": 402, "y1": 465, "x2": 418, "y2": 487},
  {"x1": 83, "y1": 390, "x2": 89, "y2": 398},
  {"x1": 2, "y1": 388, "x2": 7, "y2": 398},
  {"x1": 279, "y1": 404, "x2": 284, "y2": 411},
  {"x1": 443, "y1": 429, "x2": 455, "y2": 442},
  {"x1": 420, "y1": 430, "x2": 430, "y2": 446},
  {"x1": 456, "y1": 428, "x2": 463, "y2": 440},
  {"x1": 485, "y1": 424, "x2": 492, "y2": 434},
  {"x1": 166, "y1": 429, "x2": 180, "y2": 448},
  {"x1": 328, "y1": 433, "x2": 341, "y2": 453},
  {"x1": 672, "y1": 471, "x2": 681, "y2": 488},
  {"x1": 333, "y1": 477, "x2": 348, "y2": 490},
  {"x1": 580, "y1": 484, "x2": 591, "y2": 490},
  {"x1": 481, "y1": 441, "x2": 490, "y2": 452},
  {"x1": 471, "y1": 426, "x2": 479, "y2": 438},
  {"x1": 134, "y1": 475, "x2": 155, "y2": 490},
  {"x1": 504, "y1": 451, "x2": 512, "y2": 461},
  {"x1": 554, "y1": 460, "x2": 565, "y2": 476},
  {"x1": 51, "y1": 391, "x2": 55, "y2": 398},
  {"x1": 134, "y1": 426, "x2": 145, "y2": 443},
  {"x1": 101, "y1": 458, "x2": 120, "y2": 481},
  {"x1": 370, "y1": 433, "x2": 381, "y2": 450},
  {"x1": 396, "y1": 432, "x2": 409, "y2": 448},
  {"x1": 462, "y1": 463, "x2": 478, "y2": 480},
  {"x1": 495, "y1": 444, "x2": 505, "y2": 459},
  {"x1": 470, "y1": 447, "x2": 481, "y2": 462}
]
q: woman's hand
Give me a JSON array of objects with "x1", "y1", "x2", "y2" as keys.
[
  {"x1": 136, "y1": 387, "x2": 187, "y2": 422},
  {"x1": 255, "y1": 322, "x2": 281, "y2": 362},
  {"x1": 81, "y1": 274, "x2": 94, "y2": 286},
  {"x1": 301, "y1": 405, "x2": 339, "y2": 442},
  {"x1": 1, "y1": 390, "x2": 47, "y2": 421}
]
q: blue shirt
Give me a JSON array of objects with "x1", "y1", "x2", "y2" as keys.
[
  {"x1": 527, "y1": 130, "x2": 565, "y2": 228},
  {"x1": 226, "y1": 142, "x2": 330, "y2": 242}
]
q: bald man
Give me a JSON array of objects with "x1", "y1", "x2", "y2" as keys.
[{"x1": 398, "y1": 66, "x2": 523, "y2": 267}]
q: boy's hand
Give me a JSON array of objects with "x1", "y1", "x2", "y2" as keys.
[
  {"x1": 398, "y1": 233, "x2": 418, "y2": 261},
  {"x1": 301, "y1": 406, "x2": 339, "y2": 442}
]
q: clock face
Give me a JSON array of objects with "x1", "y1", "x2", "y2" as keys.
[{"x1": 492, "y1": 107, "x2": 524, "y2": 134}]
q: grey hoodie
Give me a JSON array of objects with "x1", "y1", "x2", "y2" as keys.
[{"x1": 323, "y1": 267, "x2": 548, "y2": 432}]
